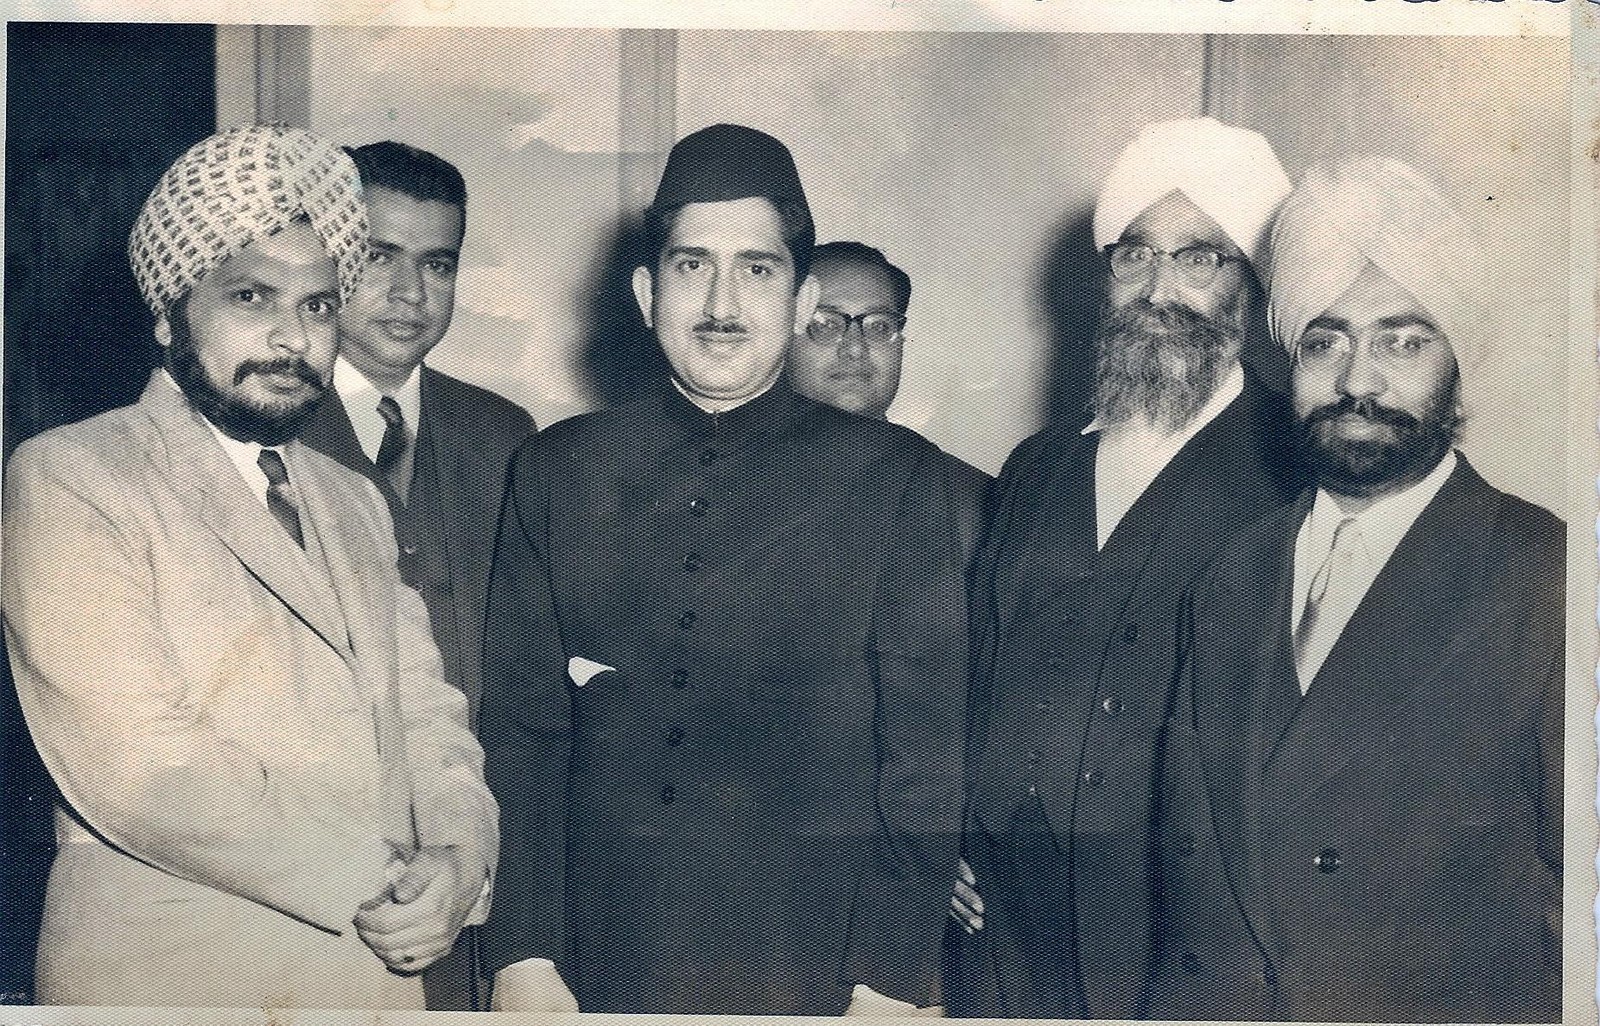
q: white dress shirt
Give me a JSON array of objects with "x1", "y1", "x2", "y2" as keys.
[
  {"x1": 1086, "y1": 362, "x2": 1244, "y2": 550},
  {"x1": 1290, "y1": 450, "x2": 1458, "y2": 691},
  {"x1": 334, "y1": 356, "x2": 423, "y2": 463},
  {"x1": 163, "y1": 369, "x2": 279, "y2": 512}
]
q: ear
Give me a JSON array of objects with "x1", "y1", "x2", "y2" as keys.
[
  {"x1": 791, "y1": 273, "x2": 820, "y2": 335},
  {"x1": 631, "y1": 265, "x2": 655, "y2": 329},
  {"x1": 153, "y1": 313, "x2": 173, "y2": 349}
]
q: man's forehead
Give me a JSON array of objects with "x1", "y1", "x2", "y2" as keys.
[
  {"x1": 1316, "y1": 262, "x2": 1441, "y2": 330},
  {"x1": 1119, "y1": 189, "x2": 1239, "y2": 253},
  {"x1": 668, "y1": 195, "x2": 788, "y2": 248},
  {"x1": 815, "y1": 258, "x2": 897, "y2": 301},
  {"x1": 207, "y1": 221, "x2": 337, "y2": 280}
]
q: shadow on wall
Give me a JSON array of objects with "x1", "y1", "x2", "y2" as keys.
[
  {"x1": 577, "y1": 210, "x2": 671, "y2": 409},
  {"x1": 1036, "y1": 208, "x2": 1101, "y2": 432}
]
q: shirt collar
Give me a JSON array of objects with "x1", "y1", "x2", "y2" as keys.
[
  {"x1": 1303, "y1": 448, "x2": 1459, "y2": 568},
  {"x1": 335, "y1": 355, "x2": 422, "y2": 426},
  {"x1": 161, "y1": 368, "x2": 276, "y2": 509}
]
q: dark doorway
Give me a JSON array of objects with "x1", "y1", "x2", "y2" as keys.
[{"x1": 2, "y1": 20, "x2": 216, "y2": 1002}]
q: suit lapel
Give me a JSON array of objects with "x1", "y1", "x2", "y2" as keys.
[
  {"x1": 1265, "y1": 459, "x2": 1497, "y2": 801},
  {"x1": 140, "y1": 374, "x2": 352, "y2": 659},
  {"x1": 419, "y1": 369, "x2": 493, "y2": 592}
]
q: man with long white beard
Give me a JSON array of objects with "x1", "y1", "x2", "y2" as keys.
[
  {"x1": 950, "y1": 118, "x2": 1299, "y2": 1019},
  {"x1": 1148, "y1": 156, "x2": 1561, "y2": 1023}
]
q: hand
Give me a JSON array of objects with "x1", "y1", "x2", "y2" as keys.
[
  {"x1": 949, "y1": 856, "x2": 985, "y2": 933},
  {"x1": 843, "y1": 984, "x2": 944, "y2": 1017},
  {"x1": 492, "y1": 959, "x2": 579, "y2": 1012},
  {"x1": 353, "y1": 845, "x2": 485, "y2": 972}
]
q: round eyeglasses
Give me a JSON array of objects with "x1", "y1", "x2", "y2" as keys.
[
  {"x1": 806, "y1": 309, "x2": 906, "y2": 346},
  {"x1": 1295, "y1": 325, "x2": 1447, "y2": 370},
  {"x1": 1103, "y1": 242, "x2": 1244, "y2": 289}
]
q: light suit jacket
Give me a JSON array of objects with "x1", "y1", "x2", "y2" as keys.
[{"x1": 2, "y1": 371, "x2": 498, "y2": 1009}]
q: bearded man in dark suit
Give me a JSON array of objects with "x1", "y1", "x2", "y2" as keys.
[
  {"x1": 951, "y1": 118, "x2": 1300, "y2": 1019},
  {"x1": 1148, "y1": 156, "x2": 1562, "y2": 1023}
]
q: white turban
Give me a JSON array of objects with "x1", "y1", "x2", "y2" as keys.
[
  {"x1": 1093, "y1": 117, "x2": 1291, "y2": 272},
  {"x1": 128, "y1": 125, "x2": 368, "y2": 317},
  {"x1": 1268, "y1": 155, "x2": 1489, "y2": 368}
]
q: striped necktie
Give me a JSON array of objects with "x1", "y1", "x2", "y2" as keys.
[
  {"x1": 256, "y1": 448, "x2": 304, "y2": 549},
  {"x1": 374, "y1": 395, "x2": 413, "y2": 499}
]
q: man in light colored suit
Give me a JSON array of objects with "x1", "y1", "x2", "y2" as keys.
[
  {"x1": 1149, "y1": 156, "x2": 1561, "y2": 1022},
  {"x1": 2, "y1": 126, "x2": 497, "y2": 1009}
]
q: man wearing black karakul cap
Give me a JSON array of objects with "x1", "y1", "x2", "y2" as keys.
[{"x1": 479, "y1": 124, "x2": 970, "y2": 1015}]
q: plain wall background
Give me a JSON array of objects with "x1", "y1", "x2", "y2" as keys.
[{"x1": 304, "y1": 28, "x2": 1568, "y2": 513}]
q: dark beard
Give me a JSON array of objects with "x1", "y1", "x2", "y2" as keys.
[
  {"x1": 1295, "y1": 371, "x2": 1462, "y2": 499},
  {"x1": 1091, "y1": 298, "x2": 1241, "y2": 432},
  {"x1": 166, "y1": 302, "x2": 327, "y2": 446}
]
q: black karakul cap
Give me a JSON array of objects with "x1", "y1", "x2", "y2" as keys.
[{"x1": 652, "y1": 123, "x2": 810, "y2": 217}]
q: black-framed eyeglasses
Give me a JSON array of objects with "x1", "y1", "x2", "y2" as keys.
[
  {"x1": 1102, "y1": 242, "x2": 1244, "y2": 288},
  {"x1": 806, "y1": 309, "x2": 907, "y2": 345}
]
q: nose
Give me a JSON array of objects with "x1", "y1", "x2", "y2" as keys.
[
  {"x1": 388, "y1": 257, "x2": 424, "y2": 306},
  {"x1": 270, "y1": 305, "x2": 314, "y2": 355},
  {"x1": 836, "y1": 321, "x2": 868, "y2": 360},
  {"x1": 1336, "y1": 340, "x2": 1386, "y2": 399},
  {"x1": 1143, "y1": 254, "x2": 1185, "y2": 307},
  {"x1": 704, "y1": 266, "x2": 739, "y2": 321}
]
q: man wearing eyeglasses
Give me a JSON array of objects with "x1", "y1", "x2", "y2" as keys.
[
  {"x1": 951, "y1": 118, "x2": 1299, "y2": 1019},
  {"x1": 1147, "y1": 156, "x2": 1561, "y2": 1023},
  {"x1": 788, "y1": 241, "x2": 990, "y2": 559}
]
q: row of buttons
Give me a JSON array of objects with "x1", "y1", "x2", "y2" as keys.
[{"x1": 659, "y1": 448, "x2": 717, "y2": 810}]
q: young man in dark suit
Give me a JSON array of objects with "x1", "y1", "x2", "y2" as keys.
[
  {"x1": 951, "y1": 118, "x2": 1299, "y2": 1019},
  {"x1": 480, "y1": 124, "x2": 968, "y2": 1017},
  {"x1": 1149, "y1": 156, "x2": 1562, "y2": 1022},
  {"x1": 297, "y1": 140, "x2": 535, "y2": 1010}
]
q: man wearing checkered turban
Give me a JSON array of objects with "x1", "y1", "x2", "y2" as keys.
[
  {"x1": 1147, "y1": 156, "x2": 1562, "y2": 1022},
  {"x1": 2, "y1": 125, "x2": 498, "y2": 1008}
]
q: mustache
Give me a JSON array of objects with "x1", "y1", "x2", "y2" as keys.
[
  {"x1": 233, "y1": 357, "x2": 324, "y2": 389},
  {"x1": 1103, "y1": 299, "x2": 1215, "y2": 338},
  {"x1": 1302, "y1": 394, "x2": 1421, "y2": 432},
  {"x1": 694, "y1": 318, "x2": 747, "y2": 335}
]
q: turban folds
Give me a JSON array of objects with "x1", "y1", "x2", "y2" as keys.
[
  {"x1": 1094, "y1": 117, "x2": 1290, "y2": 272},
  {"x1": 1268, "y1": 155, "x2": 1488, "y2": 367},
  {"x1": 128, "y1": 125, "x2": 368, "y2": 317}
]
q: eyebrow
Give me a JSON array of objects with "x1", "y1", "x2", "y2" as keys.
[
  {"x1": 1306, "y1": 312, "x2": 1441, "y2": 333},
  {"x1": 369, "y1": 239, "x2": 460, "y2": 260},
  {"x1": 663, "y1": 245, "x2": 789, "y2": 265}
]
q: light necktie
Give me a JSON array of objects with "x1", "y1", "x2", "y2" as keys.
[
  {"x1": 374, "y1": 395, "x2": 413, "y2": 499},
  {"x1": 1293, "y1": 516, "x2": 1366, "y2": 691},
  {"x1": 256, "y1": 448, "x2": 304, "y2": 549}
]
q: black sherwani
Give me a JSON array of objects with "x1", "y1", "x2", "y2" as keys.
[
  {"x1": 1148, "y1": 456, "x2": 1563, "y2": 1022},
  {"x1": 479, "y1": 383, "x2": 969, "y2": 1015},
  {"x1": 953, "y1": 376, "x2": 1295, "y2": 1018}
]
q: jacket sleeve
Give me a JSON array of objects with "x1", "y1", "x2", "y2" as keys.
[
  {"x1": 477, "y1": 441, "x2": 574, "y2": 973},
  {"x1": 389, "y1": 543, "x2": 500, "y2": 923},
  {"x1": 843, "y1": 448, "x2": 971, "y2": 1007},
  {"x1": 0, "y1": 438, "x2": 394, "y2": 934}
]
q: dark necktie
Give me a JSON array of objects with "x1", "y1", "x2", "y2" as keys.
[
  {"x1": 257, "y1": 448, "x2": 305, "y2": 549},
  {"x1": 374, "y1": 395, "x2": 413, "y2": 499}
]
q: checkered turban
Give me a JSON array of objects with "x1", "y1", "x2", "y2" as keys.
[
  {"x1": 1268, "y1": 155, "x2": 1489, "y2": 369},
  {"x1": 128, "y1": 125, "x2": 367, "y2": 317}
]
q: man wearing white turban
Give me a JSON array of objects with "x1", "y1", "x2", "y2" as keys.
[
  {"x1": 950, "y1": 117, "x2": 1299, "y2": 1019},
  {"x1": 1148, "y1": 155, "x2": 1561, "y2": 1022},
  {"x1": 2, "y1": 125, "x2": 498, "y2": 1008}
]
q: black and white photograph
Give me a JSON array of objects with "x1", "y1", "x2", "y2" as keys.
[{"x1": 0, "y1": 2, "x2": 1592, "y2": 1022}]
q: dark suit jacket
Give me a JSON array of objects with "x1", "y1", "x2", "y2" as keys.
[
  {"x1": 1148, "y1": 456, "x2": 1563, "y2": 1022},
  {"x1": 478, "y1": 384, "x2": 969, "y2": 1015},
  {"x1": 300, "y1": 366, "x2": 536, "y2": 725},
  {"x1": 956, "y1": 376, "x2": 1295, "y2": 1019}
]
